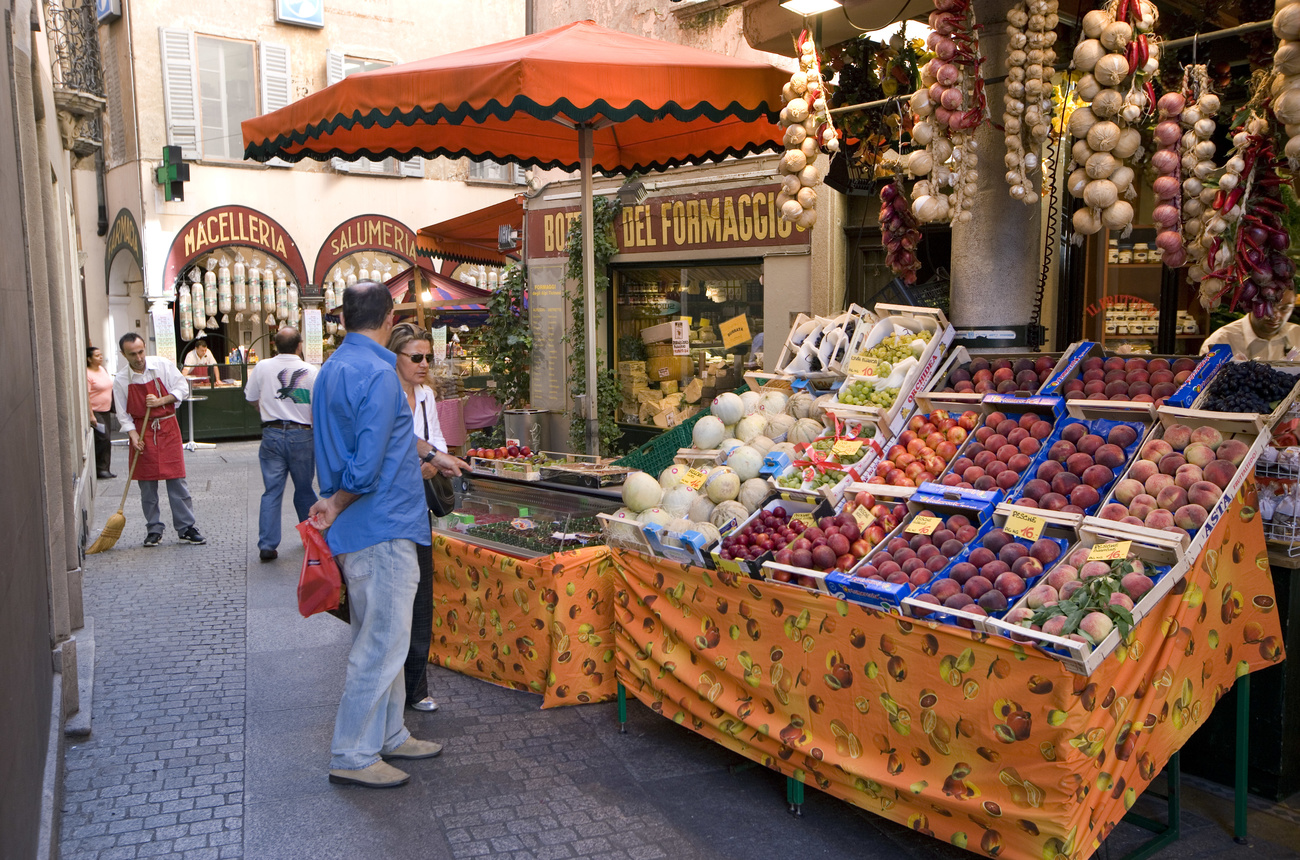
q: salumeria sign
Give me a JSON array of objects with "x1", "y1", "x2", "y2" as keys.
[{"x1": 528, "y1": 184, "x2": 810, "y2": 258}]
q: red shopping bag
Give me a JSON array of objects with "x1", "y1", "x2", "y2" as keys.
[{"x1": 296, "y1": 520, "x2": 345, "y2": 618}]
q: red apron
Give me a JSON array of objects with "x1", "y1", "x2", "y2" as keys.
[{"x1": 127, "y1": 377, "x2": 186, "y2": 481}]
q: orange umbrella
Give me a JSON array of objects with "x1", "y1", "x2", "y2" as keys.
[{"x1": 242, "y1": 20, "x2": 790, "y2": 453}]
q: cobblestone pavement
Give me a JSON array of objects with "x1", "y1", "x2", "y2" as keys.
[{"x1": 62, "y1": 441, "x2": 1300, "y2": 859}]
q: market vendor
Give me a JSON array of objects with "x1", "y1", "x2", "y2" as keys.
[
  {"x1": 1201, "y1": 288, "x2": 1300, "y2": 361},
  {"x1": 184, "y1": 337, "x2": 218, "y2": 383}
]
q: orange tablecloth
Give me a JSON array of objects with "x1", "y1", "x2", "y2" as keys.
[
  {"x1": 613, "y1": 484, "x2": 1284, "y2": 860},
  {"x1": 427, "y1": 535, "x2": 619, "y2": 708}
]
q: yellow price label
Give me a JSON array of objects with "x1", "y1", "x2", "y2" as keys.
[
  {"x1": 852, "y1": 506, "x2": 876, "y2": 528},
  {"x1": 832, "y1": 439, "x2": 863, "y2": 457},
  {"x1": 1087, "y1": 540, "x2": 1131, "y2": 562},
  {"x1": 847, "y1": 354, "x2": 877, "y2": 376},
  {"x1": 1004, "y1": 509, "x2": 1046, "y2": 542},
  {"x1": 792, "y1": 512, "x2": 818, "y2": 527},
  {"x1": 720, "y1": 314, "x2": 752, "y2": 349},
  {"x1": 906, "y1": 515, "x2": 942, "y2": 535},
  {"x1": 680, "y1": 468, "x2": 707, "y2": 491}
]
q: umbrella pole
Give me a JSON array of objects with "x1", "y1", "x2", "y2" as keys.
[{"x1": 580, "y1": 124, "x2": 600, "y2": 456}]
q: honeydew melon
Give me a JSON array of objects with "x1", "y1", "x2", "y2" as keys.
[
  {"x1": 705, "y1": 467, "x2": 741, "y2": 503},
  {"x1": 728, "y1": 445, "x2": 765, "y2": 481},
  {"x1": 637, "y1": 507, "x2": 673, "y2": 528},
  {"x1": 711, "y1": 392, "x2": 745, "y2": 425},
  {"x1": 736, "y1": 414, "x2": 767, "y2": 443},
  {"x1": 622, "y1": 471, "x2": 663, "y2": 512},
  {"x1": 758, "y1": 391, "x2": 789, "y2": 415},
  {"x1": 740, "y1": 390, "x2": 762, "y2": 415},
  {"x1": 661, "y1": 485, "x2": 698, "y2": 518},
  {"x1": 692, "y1": 415, "x2": 727, "y2": 450}
]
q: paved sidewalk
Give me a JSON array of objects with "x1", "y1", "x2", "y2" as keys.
[{"x1": 62, "y1": 441, "x2": 1300, "y2": 859}]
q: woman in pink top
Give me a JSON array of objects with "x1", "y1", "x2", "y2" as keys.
[{"x1": 87, "y1": 346, "x2": 115, "y2": 479}]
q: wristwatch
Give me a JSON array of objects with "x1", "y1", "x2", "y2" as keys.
[{"x1": 421, "y1": 451, "x2": 437, "y2": 465}]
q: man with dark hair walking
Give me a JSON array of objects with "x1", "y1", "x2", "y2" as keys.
[
  {"x1": 309, "y1": 281, "x2": 441, "y2": 789},
  {"x1": 113, "y1": 332, "x2": 205, "y2": 547},
  {"x1": 246, "y1": 326, "x2": 318, "y2": 561}
]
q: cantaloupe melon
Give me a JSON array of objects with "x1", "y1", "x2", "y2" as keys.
[
  {"x1": 748, "y1": 435, "x2": 775, "y2": 456},
  {"x1": 622, "y1": 471, "x2": 663, "y2": 512},
  {"x1": 788, "y1": 418, "x2": 823, "y2": 445},
  {"x1": 764, "y1": 413, "x2": 795, "y2": 441},
  {"x1": 661, "y1": 485, "x2": 697, "y2": 518},
  {"x1": 787, "y1": 390, "x2": 816, "y2": 419},
  {"x1": 739, "y1": 478, "x2": 771, "y2": 512},
  {"x1": 705, "y1": 467, "x2": 741, "y2": 503},
  {"x1": 688, "y1": 495, "x2": 716, "y2": 523},
  {"x1": 710, "y1": 500, "x2": 749, "y2": 532}
]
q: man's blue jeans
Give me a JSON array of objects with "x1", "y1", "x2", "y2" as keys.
[
  {"x1": 330, "y1": 538, "x2": 419, "y2": 771},
  {"x1": 258, "y1": 425, "x2": 317, "y2": 551}
]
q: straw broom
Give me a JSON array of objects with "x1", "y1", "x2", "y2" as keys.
[{"x1": 86, "y1": 406, "x2": 150, "y2": 555}]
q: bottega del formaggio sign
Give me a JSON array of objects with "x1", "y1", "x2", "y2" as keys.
[{"x1": 529, "y1": 184, "x2": 809, "y2": 258}]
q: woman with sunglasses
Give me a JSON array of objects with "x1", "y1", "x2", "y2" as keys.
[{"x1": 386, "y1": 323, "x2": 470, "y2": 713}]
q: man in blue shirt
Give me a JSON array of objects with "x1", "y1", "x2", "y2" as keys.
[{"x1": 309, "y1": 281, "x2": 441, "y2": 788}]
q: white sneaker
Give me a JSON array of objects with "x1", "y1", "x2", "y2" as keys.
[{"x1": 410, "y1": 696, "x2": 439, "y2": 712}]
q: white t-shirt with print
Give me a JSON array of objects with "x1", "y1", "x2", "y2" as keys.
[{"x1": 245, "y1": 353, "x2": 317, "y2": 424}]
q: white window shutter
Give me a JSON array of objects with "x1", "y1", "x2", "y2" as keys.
[
  {"x1": 400, "y1": 155, "x2": 424, "y2": 178},
  {"x1": 159, "y1": 28, "x2": 201, "y2": 161},
  {"x1": 512, "y1": 164, "x2": 526, "y2": 185},
  {"x1": 326, "y1": 49, "x2": 349, "y2": 172},
  {"x1": 258, "y1": 41, "x2": 292, "y2": 168}
]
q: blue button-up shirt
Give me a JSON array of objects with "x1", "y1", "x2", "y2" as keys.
[{"x1": 312, "y1": 332, "x2": 429, "y2": 555}]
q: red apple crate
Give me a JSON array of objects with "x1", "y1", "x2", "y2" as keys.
[
  {"x1": 712, "y1": 497, "x2": 836, "y2": 580},
  {"x1": 1089, "y1": 407, "x2": 1270, "y2": 564},
  {"x1": 983, "y1": 527, "x2": 1186, "y2": 676}
]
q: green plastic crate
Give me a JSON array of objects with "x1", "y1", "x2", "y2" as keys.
[{"x1": 613, "y1": 385, "x2": 749, "y2": 477}]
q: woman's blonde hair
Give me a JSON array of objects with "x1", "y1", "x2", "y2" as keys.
[{"x1": 386, "y1": 321, "x2": 432, "y2": 356}]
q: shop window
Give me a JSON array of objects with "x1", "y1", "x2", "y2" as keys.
[
  {"x1": 326, "y1": 51, "x2": 423, "y2": 178},
  {"x1": 844, "y1": 224, "x2": 952, "y2": 315},
  {"x1": 468, "y1": 159, "x2": 526, "y2": 185},
  {"x1": 197, "y1": 36, "x2": 257, "y2": 160},
  {"x1": 613, "y1": 261, "x2": 763, "y2": 426}
]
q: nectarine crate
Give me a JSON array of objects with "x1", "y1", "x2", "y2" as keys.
[
  {"x1": 712, "y1": 497, "x2": 836, "y2": 580},
  {"x1": 931, "y1": 395, "x2": 1065, "y2": 500},
  {"x1": 1042, "y1": 341, "x2": 1232, "y2": 423},
  {"x1": 900, "y1": 507, "x2": 1082, "y2": 629},
  {"x1": 983, "y1": 527, "x2": 1185, "y2": 676},
  {"x1": 1093, "y1": 407, "x2": 1270, "y2": 563},
  {"x1": 759, "y1": 483, "x2": 916, "y2": 605},
  {"x1": 898, "y1": 506, "x2": 1077, "y2": 628},
  {"x1": 837, "y1": 484, "x2": 1002, "y2": 610},
  {"x1": 1011, "y1": 414, "x2": 1150, "y2": 517},
  {"x1": 913, "y1": 345, "x2": 1081, "y2": 413},
  {"x1": 1163, "y1": 359, "x2": 1300, "y2": 432},
  {"x1": 468, "y1": 456, "x2": 544, "y2": 481},
  {"x1": 827, "y1": 305, "x2": 956, "y2": 439}
]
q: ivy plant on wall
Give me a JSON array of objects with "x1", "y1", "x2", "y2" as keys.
[
  {"x1": 479, "y1": 263, "x2": 532, "y2": 410},
  {"x1": 563, "y1": 196, "x2": 624, "y2": 455}
]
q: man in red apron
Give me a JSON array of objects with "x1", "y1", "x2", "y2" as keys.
[{"x1": 113, "y1": 333, "x2": 206, "y2": 547}]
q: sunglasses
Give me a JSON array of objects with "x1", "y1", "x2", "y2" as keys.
[{"x1": 404, "y1": 352, "x2": 433, "y2": 363}]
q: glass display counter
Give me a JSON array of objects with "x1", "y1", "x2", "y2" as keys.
[
  {"x1": 434, "y1": 475, "x2": 624, "y2": 559},
  {"x1": 178, "y1": 363, "x2": 263, "y2": 440}
]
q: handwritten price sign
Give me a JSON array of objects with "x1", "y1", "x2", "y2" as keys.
[
  {"x1": 792, "y1": 512, "x2": 818, "y2": 527},
  {"x1": 831, "y1": 439, "x2": 863, "y2": 458},
  {"x1": 680, "y1": 469, "x2": 707, "y2": 491},
  {"x1": 847, "y1": 355, "x2": 877, "y2": 377},
  {"x1": 1004, "y1": 509, "x2": 1046, "y2": 542},
  {"x1": 1087, "y1": 540, "x2": 1131, "y2": 562},
  {"x1": 906, "y1": 515, "x2": 942, "y2": 535},
  {"x1": 852, "y1": 506, "x2": 876, "y2": 528}
]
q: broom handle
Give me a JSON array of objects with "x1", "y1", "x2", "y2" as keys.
[{"x1": 115, "y1": 406, "x2": 152, "y2": 513}]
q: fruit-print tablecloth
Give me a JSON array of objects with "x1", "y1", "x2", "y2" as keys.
[
  {"x1": 427, "y1": 535, "x2": 620, "y2": 708},
  {"x1": 612, "y1": 484, "x2": 1284, "y2": 860}
]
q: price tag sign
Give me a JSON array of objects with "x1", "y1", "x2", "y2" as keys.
[
  {"x1": 1087, "y1": 540, "x2": 1131, "y2": 562},
  {"x1": 852, "y1": 506, "x2": 876, "y2": 528},
  {"x1": 791, "y1": 512, "x2": 818, "y2": 527},
  {"x1": 1004, "y1": 509, "x2": 1046, "y2": 542},
  {"x1": 906, "y1": 515, "x2": 942, "y2": 535},
  {"x1": 847, "y1": 355, "x2": 877, "y2": 377},
  {"x1": 720, "y1": 314, "x2": 752, "y2": 349},
  {"x1": 832, "y1": 439, "x2": 863, "y2": 457},
  {"x1": 680, "y1": 468, "x2": 707, "y2": 491},
  {"x1": 671, "y1": 320, "x2": 691, "y2": 357}
]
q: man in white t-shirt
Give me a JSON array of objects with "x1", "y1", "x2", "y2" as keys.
[{"x1": 246, "y1": 327, "x2": 319, "y2": 560}]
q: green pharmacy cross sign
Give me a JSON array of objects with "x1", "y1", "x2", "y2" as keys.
[{"x1": 155, "y1": 145, "x2": 190, "y2": 202}]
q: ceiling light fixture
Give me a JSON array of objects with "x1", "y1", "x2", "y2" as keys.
[{"x1": 779, "y1": 0, "x2": 842, "y2": 16}]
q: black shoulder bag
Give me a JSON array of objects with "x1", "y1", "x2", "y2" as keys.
[{"x1": 420, "y1": 397, "x2": 457, "y2": 517}]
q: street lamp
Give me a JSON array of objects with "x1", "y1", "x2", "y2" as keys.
[{"x1": 779, "y1": 0, "x2": 842, "y2": 15}]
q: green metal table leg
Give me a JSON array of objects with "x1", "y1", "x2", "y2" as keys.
[
  {"x1": 1235, "y1": 674, "x2": 1251, "y2": 844},
  {"x1": 617, "y1": 681, "x2": 627, "y2": 734},
  {"x1": 1119, "y1": 751, "x2": 1180, "y2": 860},
  {"x1": 786, "y1": 775, "x2": 804, "y2": 816}
]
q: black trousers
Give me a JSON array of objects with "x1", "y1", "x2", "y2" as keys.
[
  {"x1": 93, "y1": 410, "x2": 114, "y2": 475},
  {"x1": 404, "y1": 538, "x2": 434, "y2": 705}
]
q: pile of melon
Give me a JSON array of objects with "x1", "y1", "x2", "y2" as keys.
[{"x1": 686, "y1": 387, "x2": 836, "y2": 467}]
